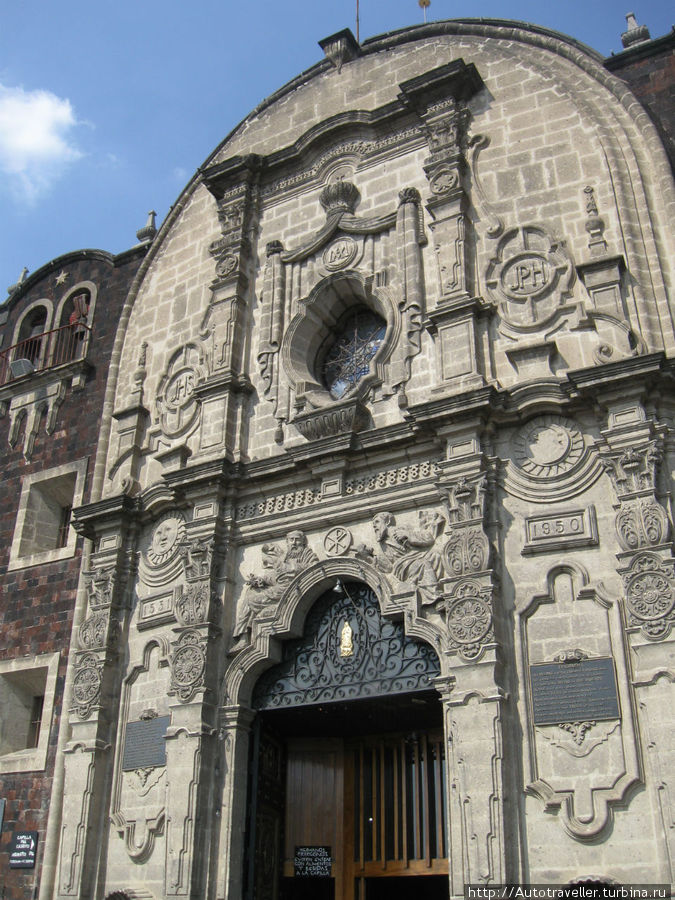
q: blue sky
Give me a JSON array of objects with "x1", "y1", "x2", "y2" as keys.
[{"x1": 1, "y1": 0, "x2": 672, "y2": 294}]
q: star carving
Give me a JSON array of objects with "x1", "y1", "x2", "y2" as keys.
[{"x1": 55, "y1": 270, "x2": 70, "y2": 286}]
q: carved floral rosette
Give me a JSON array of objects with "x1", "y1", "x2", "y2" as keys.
[
  {"x1": 169, "y1": 630, "x2": 206, "y2": 702},
  {"x1": 622, "y1": 551, "x2": 675, "y2": 640},
  {"x1": 443, "y1": 579, "x2": 494, "y2": 661},
  {"x1": 72, "y1": 652, "x2": 102, "y2": 719}
]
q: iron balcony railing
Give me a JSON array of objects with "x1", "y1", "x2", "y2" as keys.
[{"x1": 0, "y1": 322, "x2": 92, "y2": 386}]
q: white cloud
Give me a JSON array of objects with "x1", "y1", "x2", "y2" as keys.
[{"x1": 0, "y1": 83, "x2": 83, "y2": 203}]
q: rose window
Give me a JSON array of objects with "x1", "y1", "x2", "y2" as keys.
[{"x1": 322, "y1": 308, "x2": 386, "y2": 400}]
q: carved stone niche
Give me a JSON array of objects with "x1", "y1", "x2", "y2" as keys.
[
  {"x1": 517, "y1": 564, "x2": 641, "y2": 841},
  {"x1": 110, "y1": 639, "x2": 172, "y2": 864},
  {"x1": 282, "y1": 270, "x2": 395, "y2": 438}
]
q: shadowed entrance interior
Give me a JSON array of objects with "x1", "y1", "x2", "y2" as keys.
[{"x1": 246, "y1": 582, "x2": 449, "y2": 900}]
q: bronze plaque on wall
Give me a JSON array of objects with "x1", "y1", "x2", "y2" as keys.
[
  {"x1": 122, "y1": 715, "x2": 170, "y2": 771},
  {"x1": 530, "y1": 657, "x2": 620, "y2": 725}
]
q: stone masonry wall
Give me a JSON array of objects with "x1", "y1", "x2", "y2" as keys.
[{"x1": 0, "y1": 248, "x2": 144, "y2": 899}]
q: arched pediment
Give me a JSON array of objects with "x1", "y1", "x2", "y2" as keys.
[
  {"x1": 251, "y1": 580, "x2": 441, "y2": 711},
  {"x1": 223, "y1": 555, "x2": 445, "y2": 707}
]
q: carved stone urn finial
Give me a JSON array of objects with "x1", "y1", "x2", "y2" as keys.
[{"x1": 136, "y1": 210, "x2": 157, "y2": 244}]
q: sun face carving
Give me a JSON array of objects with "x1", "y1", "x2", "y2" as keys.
[
  {"x1": 513, "y1": 416, "x2": 584, "y2": 478},
  {"x1": 144, "y1": 512, "x2": 186, "y2": 568},
  {"x1": 504, "y1": 415, "x2": 602, "y2": 503}
]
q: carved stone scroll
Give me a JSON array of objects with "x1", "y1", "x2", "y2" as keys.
[
  {"x1": 257, "y1": 240, "x2": 286, "y2": 428},
  {"x1": 389, "y1": 188, "x2": 425, "y2": 404}
]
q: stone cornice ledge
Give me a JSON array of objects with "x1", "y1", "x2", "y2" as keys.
[
  {"x1": 566, "y1": 352, "x2": 670, "y2": 393},
  {"x1": 72, "y1": 494, "x2": 138, "y2": 539}
]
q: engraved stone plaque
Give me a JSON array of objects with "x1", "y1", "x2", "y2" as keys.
[
  {"x1": 522, "y1": 506, "x2": 598, "y2": 554},
  {"x1": 138, "y1": 591, "x2": 175, "y2": 629},
  {"x1": 122, "y1": 715, "x2": 170, "y2": 771},
  {"x1": 530, "y1": 657, "x2": 620, "y2": 726},
  {"x1": 294, "y1": 845, "x2": 332, "y2": 877}
]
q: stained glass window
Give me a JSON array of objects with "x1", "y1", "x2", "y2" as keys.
[{"x1": 322, "y1": 308, "x2": 386, "y2": 400}]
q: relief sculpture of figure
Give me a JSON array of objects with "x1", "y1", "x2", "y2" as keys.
[
  {"x1": 357, "y1": 511, "x2": 445, "y2": 604},
  {"x1": 230, "y1": 530, "x2": 318, "y2": 652}
]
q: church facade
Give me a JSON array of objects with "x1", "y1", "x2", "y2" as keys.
[{"x1": 2, "y1": 15, "x2": 674, "y2": 900}]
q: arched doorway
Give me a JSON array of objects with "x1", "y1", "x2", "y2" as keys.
[{"x1": 246, "y1": 581, "x2": 449, "y2": 900}]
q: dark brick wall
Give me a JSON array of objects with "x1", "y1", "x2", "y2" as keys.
[
  {"x1": 606, "y1": 32, "x2": 675, "y2": 170},
  {"x1": 0, "y1": 246, "x2": 144, "y2": 897}
]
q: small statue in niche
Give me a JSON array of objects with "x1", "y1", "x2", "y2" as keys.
[
  {"x1": 340, "y1": 620, "x2": 354, "y2": 658},
  {"x1": 357, "y1": 511, "x2": 445, "y2": 604},
  {"x1": 230, "y1": 531, "x2": 319, "y2": 652}
]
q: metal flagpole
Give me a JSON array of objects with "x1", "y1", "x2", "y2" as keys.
[{"x1": 356, "y1": 0, "x2": 360, "y2": 42}]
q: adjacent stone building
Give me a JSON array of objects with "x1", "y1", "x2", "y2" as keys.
[
  {"x1": 2, "y1": 13, "x2": 674, "y2": 900},
  {"x1": 0, "y1": 237, "x2": 151, "y2": 898}
]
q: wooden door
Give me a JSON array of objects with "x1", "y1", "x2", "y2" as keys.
[
  {"x1": 281, "y1": 730, "x2": 447, "y2": 900},
  {"x1": 344, "y1": 730, "x2": 448, "y2": 899},
  {"x1": 283, "y1": 737, "x2": 345, "y2": 899},
  {"x1": 248, "y1": 726, "x2": 286, "y2": 900}
]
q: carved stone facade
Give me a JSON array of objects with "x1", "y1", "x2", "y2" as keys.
[{"x1": 4, "y1": 15, "x2": 674, "y2": 900}]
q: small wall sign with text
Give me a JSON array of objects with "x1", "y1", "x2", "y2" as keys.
[
  {"x1": 9, "y1": 831, "x2": 38, "y2": 868},
  {"x1": 294, "y1": 845, "x2": 332, "y2": 877},
  {"x1": 530, "y1": 656, "x2": 620, "y2": 726}
]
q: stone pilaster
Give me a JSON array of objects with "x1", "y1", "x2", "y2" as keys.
[
  {"x1": 57, "y1": 496, "x2": 140, "y2": 898},
  {"x1": 400, "y1": 60, "x2": 492, "y2": 394},
  {"x1": 433, "y1": 421, "x2": 512, "y2": 887},
  {"x1": 198, "y1": 155, "x2": 262, "y2": 459},
  {"x1": 214, "y1": 706, "x2": 256, "y2": 900},
  {"x1": 597, "y1": 396, "x2": 675, "y2": 877},
  {"x1": 436, "y1": 671, "x2": 508, "y2": 895}
]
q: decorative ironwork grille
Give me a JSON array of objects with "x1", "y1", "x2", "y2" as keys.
[
  {"x1": 322, "y1": 309, "x2": 386, "y2": 399},
  {"x1": 252, "y1": 582, "x2": 440, "y2": 710}
]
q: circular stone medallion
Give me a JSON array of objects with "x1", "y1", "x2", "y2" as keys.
[
  {"x1": 324, "y1": 527, "x2": 352, "y2": 556},
  {"x1": 143, "y1": 511, "x2": 186, "y2": 569},
  {"x1": 513, "y1": 416, "x2": 584, "y2": 479},
  {"x1": 323, "y1": 237, "x2": 357, "y2": 271}
]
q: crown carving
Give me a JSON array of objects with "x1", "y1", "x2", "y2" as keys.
[{"x1": 320, "y1": 180, "x2": 360, "y2": 215}]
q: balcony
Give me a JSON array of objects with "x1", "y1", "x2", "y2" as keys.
[{"x1": 0, "y1": 322, "x2": 92, "y2": 387}]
